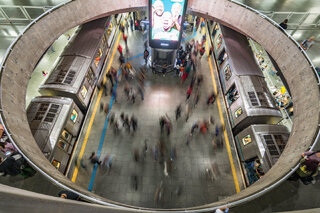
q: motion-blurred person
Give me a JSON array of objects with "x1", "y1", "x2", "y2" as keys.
[
  {"x1": 130, "y1": 115, "x2": 138, "y2": 132},
  {"x1": 190, "y1": 121, "x2": 199, "y2": 135},
  {"x1": 117, "y1": 44, "x2": 123, "y2": 56},
  {"x1": 133, "y1": 148, "x2": 140, "y2": 162},
  {"x1": 207, "y1": 92, "x2": 216, "y2": 105},
  {"x1": 175, "y1": 104, "x2": 182, "y2": 120},
  {"x1": 132, "y1": 175, "x2": 138, "y2": 190},
  {"x1": 123, "y1": 33, "x2": 128, "y2": 49},
  {"x1": 186, "y1": 133, "x2": 192, "y2": 146},
  {"x1": 186, "y1": 84, "x2": 193, "y2": 100},
  {"x1": 159, "y1": 116, "x2": 166, "y2": 132},
  {"x1": 185, "y1": 102, "x2": 191, "y2": 122},
  {"x1": 199, "y1": 46, "x2": 205, "y2": 59},
  {"x1": 89, "y1": 152, "x2": 101, "y2": 165},
  {"x1": 170, "y1": 145, "x2": 177, "y2": 161},
  {"x1": 301, "y1": 36, "x2": 315, "y2": 51}
]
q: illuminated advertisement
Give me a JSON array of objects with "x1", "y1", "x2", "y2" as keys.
[{"x1": 149, "y1": 0, "x2": 188, "y2": 49}]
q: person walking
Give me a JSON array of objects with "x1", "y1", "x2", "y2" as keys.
[
  {"x1": 159, "y1": 116, "x2": 165, "y2": 133},
  {"x1": 106, "y1": 72, "x2": 114, "y2": 87},
  {"x1": 185, "y1": 103, "x2": 191, "y2": 122},
  {"x1": 89, "y1": 152, "x2": 101, "y2": 165},
  {"x1": 175, "y1": 104, "x2": 182, "y2": 120},
  {"x1": 118, "y1": 44, "x2": 123, "y2": 56},
  {"x1": 137, "y1": 84, "x2": 144, "y2": 101},
  {"x1": 123, "y1": 33, "x2": 128, "y2": 49},
  {"x1": 186, "y1": 85, "x2": 193, "y2": 100},
  {"x1": 301, "y1": 36, "x2": 315, "y2": 51},
  {"x1": 130, "y1": 115, "x2": 138, "y2": 132},
  {"x1": 130, "y1": 18, "x2": 134, "y2": 31},
  {"x1": 199, "y1": 46, "x2": 205, "y2": 59}
]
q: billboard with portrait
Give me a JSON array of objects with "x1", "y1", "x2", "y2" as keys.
[{"x1": 149, "y1": 0, "x2": 188, "y2": 49}]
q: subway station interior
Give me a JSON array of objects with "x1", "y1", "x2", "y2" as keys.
[{"x1": 0, "y1": 0, "x2": 320, "y2": 213}]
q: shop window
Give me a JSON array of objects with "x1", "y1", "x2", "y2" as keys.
[
  {"x1": 94, "y1": 48, "x2": 103, "y2": 67},
  {"x1": 70, "y1": 109, "x2": 78, "y2": 123},
  {"x1": 57, "y1": 139, "x2": 67, "y2": 151},
  {"x1": 226, "y1": 84, "x2": 239, "y2": 106},
  {"x1": 242, "y1": 135, "x2": 252, "y2": 146},
  {"x1": 224, "y1": 64, "x2": 232, "y2": 81},
  {"x1": 80, "y1": 85, "x2": 87, "y2": 99},
  {"x1": 101, "y1": 35, "x2": 107, "y2": 49},
  {"x1": 218, "y1": 49, "x2": 227, "y2": 66},
  {"x1": 52, "y1": 160, "x2": 61, "y2": 169},
  {"x1": 86, "y1": 68, "x2": 95, "y2": 86},
  {"x1": 215, "y1": 34, "x2": 223, "y2": 49},
  {"x1": 235, "y1": 107, "x2": 243, "y2": 118},
  {"x1": 61, "y1": 129, "x2": 71, "y2": 142}
]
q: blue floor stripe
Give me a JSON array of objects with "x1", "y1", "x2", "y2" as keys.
[
  {"x1": 127, "y1": 52, "x2": 144, "y2": 61},
  {"x1": 88, "y1": 67, "x2": 121, "y2": 192}
]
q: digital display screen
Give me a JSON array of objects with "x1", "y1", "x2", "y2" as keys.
[{"x1": 149, "y1": 0, "x2": 188, "y2": 49}]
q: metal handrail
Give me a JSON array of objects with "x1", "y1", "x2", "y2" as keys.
[{"x1": 0, "y1": 0, "x2": 319, "y2": 212}]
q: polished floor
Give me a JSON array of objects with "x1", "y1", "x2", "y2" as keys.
[{"x1": 67, "y1": 25, "x2": 243, "y2": 209}]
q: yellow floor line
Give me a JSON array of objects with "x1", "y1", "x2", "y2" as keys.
[
  {"x1": 205, "y1": 40, "x2": 241, "y2": 193},
  {"x1": 71, "y1": 32, "x2": 122, "y2": 183}
]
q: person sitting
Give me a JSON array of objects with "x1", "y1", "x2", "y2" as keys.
[{"x1": 288, "y1": 151, "x2": 320, "y2": 185}]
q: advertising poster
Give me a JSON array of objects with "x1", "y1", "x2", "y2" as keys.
[{"x1": 149, "y1": 0, "x2": 187, "y2": 49}]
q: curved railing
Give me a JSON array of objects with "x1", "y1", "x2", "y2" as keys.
[{"x1": 0, "y1": 0, "x2": 319, "y2": 212}]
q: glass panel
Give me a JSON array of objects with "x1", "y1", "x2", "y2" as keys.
[
  {"x1": 57, "y1": 139, "x2": 67, "y2": 150},
  {"x1": 242, "y1": 135, "x2": 252, "y2": 146},
  {"x1": 224, "y1": 64, "x2": 232, "y2": 81},
  {"x1": 61, "y1": 129, "x2": 71, "y2": 142},
  {"x1": 226, "y1": 84, "x2": 239, "y2": 106},
  {"x1": 86, "y1": 67, "x2": 95, "y2": 86},
  {"x1": 94, "y1": 48, "x2": 102, "y2": 67},
  {"x1": 235, "y1": 107, "x2": 243, "y2": 118},
  {"x1": 70, "y1": 109, "x2": 78, "y2": 123},
  {"x1": 52, "y1": 160, "x2": 61, "y2": 169},
  {"x1": 215, "y1": 34, "x2": 223, "y2": 49},
  {"x1": 80, "y1": 85, "x2": 87, "y2": 98}
]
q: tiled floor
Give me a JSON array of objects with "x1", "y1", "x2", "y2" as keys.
[{"x1": 68, "y1": 25, "x2": 243, "y2": 209}]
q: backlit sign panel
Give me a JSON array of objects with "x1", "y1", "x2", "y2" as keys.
[{"x1": 149, "y1": 0, "x2": 188, "y2": 49}]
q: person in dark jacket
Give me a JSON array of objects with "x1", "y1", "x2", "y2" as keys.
[
  {"x1": 279, "y1": 19, "x2": 288, "y2": 30},
  {"x1": 58, "y1": 190, "x2": 80, "y2": 200},
  {"x1": 0, "y1": 154, "x2": 23, "y2": 176}
]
